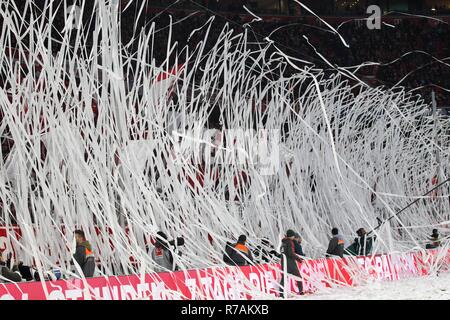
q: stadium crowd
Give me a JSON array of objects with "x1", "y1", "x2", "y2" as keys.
[
  {"x1": 2, "y1": 1, "x2": 449, "y2": 108},
  {"x1": 131, "y1": 9, "x2": 450, "y2": 109},
  {"x1": 131, "y1": 0, "x2": 450, "y2": 16}
]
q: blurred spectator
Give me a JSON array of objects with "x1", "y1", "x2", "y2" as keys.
[
  {"x1": 151, "y1": 231, "x2": 175, "y2": 272},
  {"x1": 293, "y1": 232, "x2": 306, "y2": 257},
  {"x1": 326, "y1": 227, "x2": 345, "y2": 258},
  {"x1": 279, "y1": 229, "x2": 303, "y2": 297},
  {"x1": 229, "y1": 234, "x2": 253, "y2": 266},
  {"x1": 0, "y1": 253, "x2": 22, "y2": 283},
  {"x1": 426, "y1": 229, "x2": 441, "y2": 249},
  {"x1": 253, "y1": 238, "x2": 279, "y2": 263},
  {"x1": 73, "y1": 229, "x2": 95, "y2": 278}
]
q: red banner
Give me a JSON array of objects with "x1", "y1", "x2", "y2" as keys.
[{"x1": 1, "y1": 249, "x2": 448, "y2": 300}]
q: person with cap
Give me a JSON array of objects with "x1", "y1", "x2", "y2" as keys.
[
  {"x1": 326, "y1": 227, "x2": 345, "y2": 258},
  {"x1": 279, "y1": 229, "x2": 304, "y2": 297},
  {"x1": 73, "y1": 229, "x2": 95, "y2": 278},
  {"x1": 426, "y1": 229, "x2": 441, "y2": 249},
  {"x1": 229, "y1": 235, "x2": 253, "y2": 266},
  {"x1": 151, "y1": 231, "x2": 175, "y2": 272}
]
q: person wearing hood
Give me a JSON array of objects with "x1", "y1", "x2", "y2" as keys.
[
  {"x1": 279, "y1": 229, "x2": 304, "y2": 297},
  {"x1": 73, "y1": 230, "x2": 95, "y2": 278},
  {"x1": 151, "y1": 231, "x2": 175, "y2": 272},
  {"x1": 326, "y1": 227, "x2": 345, "y2": 258}
]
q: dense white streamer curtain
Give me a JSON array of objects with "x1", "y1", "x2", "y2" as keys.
[{"x1": 0, "y1": 0, "x2": 449, "y2": 291}]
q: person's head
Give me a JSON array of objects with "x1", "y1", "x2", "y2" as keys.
[
  {"x1": 155, "y1": 231, "x2": 169, "y2": 248},
  {"x1": 157, "y1": 231, "x2": 168, "y2": 240},
  {"x1": 238, "y1": 235, "x2": 247, "y2": 244},
  {"x1": 332, "y1": 228, "x2": 339, "y2": 236},
  {"x1": 74, "y1": 230, "x2": 86, "y2": 245},
  {"x1": 431, "y1": 229, "x2": 439, "y2": 241},
  {"x1": 294, "y1": 233, "x2": 302, "y2": 243},
  {"x1": 286, "y1": 229, "x2": 296, "y2": 239},
  {"x1": 356, "y1": 228, "x2": 366, "y2": 237}
]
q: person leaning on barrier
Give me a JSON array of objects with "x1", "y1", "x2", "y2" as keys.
[
  {"x1": 151, "y1": 231, "x2": 175, "y2": 272},
  {"x1": 229, "y1": 235, "x2": 253, "y2": 266},
  {"x1": 253, "y1": 238, "x2": 279, "y2": 264},
  {"x1": 1, "y1": 252, "x2": 62, "y2": 282},
  {"x1": 326, "y1": 227, "x2": 345, "y2": 258},
  {"x1": 73, "y1": 229, "x2": 95, "y2": 278},
  {"x1": 355, "y1": 228, "x2": 376, "y2": 256},
  {"x1": 223, "y1": 241, "x2": 235, "y2": 265},
  {"x1": 0, "y1": 253, "x2": 22, "y2": 283},
  {"x1": 425, "y1": 229, "x2": 441, "y2": 249}
]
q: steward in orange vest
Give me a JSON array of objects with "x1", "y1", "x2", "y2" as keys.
[
  {"x1": 74, "y1": 230, "x2": 95, "y2": 277},
  {"x1": 229, "y1": 235, "x2": 253, "y2": 266}
]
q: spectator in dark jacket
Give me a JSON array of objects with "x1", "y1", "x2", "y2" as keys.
[
  {"x1": 17, "y1": 262, "x2": 36, "y2": 281},
  {"x1": 354, "y1": 228, "x2": 376, "y2": 256},
  {"x1": 426, "y1": 229, "x2": 441, "y2": 249},
  {"x1": 229, "y1": 235, "x2": 253, "y2": 266},
  {"x1": 326, "y1": 227, "x2": 345, "y2": 258},
  {"x1": 294, "y1": 233, "x2": 305, "y2": 257},
  {"x1": 73, "y1": 230, "x2": 95, "y2": 278},
  {"x1": 0, "y1": 254, "x2": 22, "y2": 283},
  {"x1": 3, "y1": 252, "x2": 60, "y2": 282},
  {"x1": 279, "y1": 229, "x2": 304, "y2": 297},
  {"x1": 223, "y1": 241, "x2": 234, "y2": 265},
  {"x1": 253, "y1": 238, "x2": 279, "y2": 264}
]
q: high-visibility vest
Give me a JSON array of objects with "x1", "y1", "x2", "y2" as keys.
[
  {"x1": 234, "y1": 243, "x2": 249, "y2": 255},
  {"x1": 85, "y1": 247, "x2": 94, "y2": 260}
]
